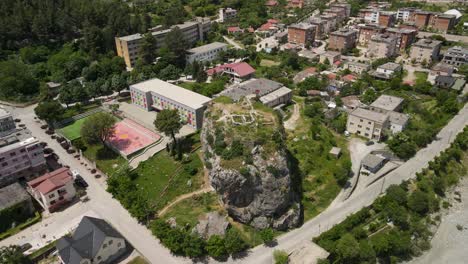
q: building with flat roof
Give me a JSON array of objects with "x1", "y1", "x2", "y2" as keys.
[
  {"x1": 388, "y1": 111, "x2": 409, "y2": 133},
  {"x1": 115, "y1": 18, "x2": 211, "y2": 69},
  {"x1": 442, "y1": 46, "x2": 468, "y2": 67},
  {"x1": 320, "y1": 14, "x2": 338, "y2": 33},
  {"x1": 347, "y1": 107, "x2": 389, "y2": 140},
  {"x1": 220, "y1": 78, "x2": 292, "y2": 107},
  {"x1": 410, "y1": 38, "x2": 442, "y2": 64},
  {"x1": 428, "y1": 62, "x2": 454, "y2": 84},
  {"x1": 367, "y1": 34, "x2": 398, "y2": 58},
  {"x1": 362, "y1": 153, "x2": 387, "y2": 173},
  {"x1": 397, "y1": 7, "x2": 420, "y2": 22},
  {"x1": 328, "y1": 29, "x2": 358, "y2": 53},
  {"x1": 130, "y1": 78, "x2": 212, "y2": 129},
  {"x1": 0, "y1": 128, "x2": 46, "y2": 188},
  {"x1": 219, "y1": 8, "x2": 237, "y2": 22},
  {"x1": 370, "y1": 94, "x2": 404, "y2": 113},
  {"x1": 186, "y1": 42, "x2": 228, "y2": 63},
  {"x1": 0, "y1": 108, "x2": 16, "y2": 138},
  {"x1": 371, "y1": 62, "x2": 402, "y2": 79},
  {"x1": 358, "y1": 24, "x2": 386, "y2": 46},
  {"x1": 288, "y1": 23, "x2": 316, "y2": 47},
  {"x1": 343, "y1": 61, "x2": 370, "y2": 74},
  {"x1": 308, "y1": 17, "x2": 326, "y2": 39},
  {"x1": 27, "y1": 167, "x2": 76, "y2": 213},
  {"x1": 320, "y1": 51, "x2": 341, "y2": 64},
  {"x1": 330, "y1": 3, "x2": 351, "y2": 17},
  {"x1": 385, "y1": 27, "x2": 417, "y2": 51},
  {"x1": 378, "y1": 11, "x2": 396, "y2": 27}
]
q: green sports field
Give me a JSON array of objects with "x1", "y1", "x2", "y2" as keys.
[{"x1": 58, "y1": 116, "x2": 91, "y2": 141}]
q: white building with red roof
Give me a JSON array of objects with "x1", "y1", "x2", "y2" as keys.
[
  {"x1": 27, "y1": 167, "x2": 76, "y2": 213},
  {"x1": 206, "y1": 62, "x2": 256, "y2": 83}
]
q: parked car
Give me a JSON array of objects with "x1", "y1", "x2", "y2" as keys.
[
  {"x1": 74, "y1": 175, "x2": 88, "y2": 188},
  {"x1": 40, "y1": 124, "x2": 48, "y2": 129},
  {"x1": 20, "y1": 243, "x2": 32, "y2": 252},
  {"x1": 14, "y1": 118, "x2": 21, "y2": 123},
  {"x1": 80, "y1": 195, "x2": 90, "y2": 202},
  {"x1": 366, "y1": 141, "x2": 375, "y2": 146},
  {"x1": 43, "y1": 148, "x2": 54, "y2": 154}
]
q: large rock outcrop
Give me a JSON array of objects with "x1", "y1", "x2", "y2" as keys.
[{"x1": 201, "y1": 99, "x2": 301, "y2": 230}]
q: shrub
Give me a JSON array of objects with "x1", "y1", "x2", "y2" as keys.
[{"x1": 273, "y1": 250, "x2": 289, "y2": 264}]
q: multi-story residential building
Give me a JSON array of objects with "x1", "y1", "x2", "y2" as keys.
[
  {"x1": 219, "y1": 8, "x2": 237, "y2": 22},
  {"x1": 414, "y1": 11, "x2": 434, "y2": 28},
  {"x1": 308, "y1": 17, "x2": 326, "y2": 39},
  {"x1": 288, "y1": 23, "x2": 316, "y2": 47},
  {"x1": 397, "y1": 7, "x2": 420, "y2": 22},
  {"x1": 359, "y1": 8, "x2": 380, "y2": 24},
  {"x1": 328, "y1": 29, "x2": 358, "y2": 53},
  {"x1": 0, "y1": 109, "x2": 16, "y2": 137},
  {"x1": 429, "y1": 14, "x2": 457, "y2": 32},
  {"x1": 385, "y1": 27, "x2": 417, "y2": 51},
  {"x1": 323, "y1": 8, "x2": 347, "y2": 23},
  {"x1": 330, "y1": 3, "x2": 351, "y2": 17},
  {"x1": 367, "y1": 34, "x2": 398, "y2": 58},
  {"x1": 410, "y1": 38, "x2": 442, "y2": 64},
  {"x1": 371, "y1": 62, "x2": 402, "y2": 79},
  {"x1": 369, "y1": 95, "x2": 404, "y2": 114},
  {"x1": 378, "y1": 11, "x2": 396, "y2": 27},
  {"x1": 442, "y1": 46, "x2": 468, "y2": 67},
  {"x1": 57, "y1": 216, "x2": 127, "y2": 264},
  {"x1": 0, "y1": 129, "x2": 46, "y2": 188},
  {"x1": 358, "y1": 24, "x2": 386, "y2": 46},
  {"x1": 130, "y1": 78, "x2": 211, "y2": 129},
  {"x1": 343, "y1": 61, "x2": 371, "y2": 74},
  {"x1": 186, "y1": 42, "x2": 228, "y2": 64},
  {"x1": 347, "y1": 107, "x2": 389, "y2": 141},
  {"x1": 115, "y1": 18, "x2": 211, "y2": 69},
  {"x1": 27, "y1": 167, "x2": 76, "y2": 213},
  {"x1": 320, "y1": 14, "x2": 338, "y2": 33}
]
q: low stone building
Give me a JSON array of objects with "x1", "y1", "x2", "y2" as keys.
[{"x1": 362, "y1": 153, "x2": 387, "y2": 173}]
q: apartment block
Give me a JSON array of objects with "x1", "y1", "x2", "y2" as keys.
[
  {"x1": 115, "y1": 18, "x2": 211, "y2": 69},
  {"x1": 330, "y1": 3, "x2": 351, "y2": 17},
  {"x1": 410, "y1": 38, "x2": 442, "y2": 64},
  {"x1": 397, "y1": 7, "x2": 420, "y2": 22},
  {"x1": 359, "y1": 8, "x2": 380, "y2": 24},
  {"x1": 385, "y1": 27, "x2": 417, "y2": 51},
  {"x1": 442, "y1": 46, "x2": 468, "y2": 67},
  {"x1": 130, "y1": 78, "x2": 211, "y2": 129},
  {"x1": 358, "y1": 24, "x2": 386, "y2": 46},
  {"x1": 430, "y1": 14, "x2": 457, "y2": 32},
  {"x1": 378, "y1": 11, "x2": 396, "y2": 27},
  {"x1": 320, "y1": 51, "x2": 341, "y2": 64},
  {"x1": 328, "y1": 29, "x2": 358, "y2": 53},
  {"x1": 219, "y1": 8, "x2": 237, "y2": 22},
  {"x1": 288, "y1": 23, "x2": 316, "y2": 47},
  {"x1": 343, "y1": 61, "x2": 371, "y2": 74},
  {"x1": 323, "y1": 8, "x2": 347, "y2": 23},
  {"x1": 320, "y1": 14, "x2": 338, "y2": 33},
  {"x1": 309, "y1": 17, "x2": 326, "y2": 39},
  {"x1": 347, "y1": 108, "x2": 389, "y2": 141},
  {"x1": 414, "y1": 11, "x2": 433, "y2": 28},
  {"x1": 367, "y1": 34, "x2": 398, "y2": 58},
  {"x1": 369, "y1": 95, "x2": 404, "y2": 114},
  {"x1": 0, "y1": 109, "x2": 16, "y2": 137},
  {"x1": 186, "y1": 42, "x2": 228, "y2": 64}
]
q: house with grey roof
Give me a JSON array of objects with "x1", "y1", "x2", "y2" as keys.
[
  {"x1": 362, "y1": 153, "x2": 387, "y2": 173},
  {"x1": 371, "y1": 62, "x2": 402, "y2": 80},
  {"x1": 369, "y1": 94, "x2": 404, "y2": 113},
  {"x1": 57, "y1": 216, "x2": 127, "y2": 264}
]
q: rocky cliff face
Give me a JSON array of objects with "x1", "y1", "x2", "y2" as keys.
[{"x1": 201, "y1": 100, "x2": 301, "y2": 230}]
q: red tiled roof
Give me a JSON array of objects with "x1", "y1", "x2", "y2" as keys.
[
  {"x1": 265, "y1": 0, "x2": 278, "y2": 6},
  {"x1": 342, "y1": 74, "x2": 357, "y2": 82},
  {"x1": 247, "y1": 27, "x2": 255, "y2": 33},
  {"x1": 304, "y1": 67, "x2": 317, "y2": 74},
  {"x1": 228, "y1": 26, "x2": 243, "y2": 33},
  {"x1": 206, "y1": 62, "x2": 256, "y2": 77},
  {"x1": 327, "y1": 73, "x2": 337, "y2": 80},
  {"x1": 267, "y1": 19, "x2": 279, "y2": 24},
  {"x1": 28, "y1": 167, "x2": 73, "y2": 194}
]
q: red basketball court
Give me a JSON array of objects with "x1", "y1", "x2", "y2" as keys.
[{"x1": 107, "y1": 119, "x2": 161, "y2": 157}]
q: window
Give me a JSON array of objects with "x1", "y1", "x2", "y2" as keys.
[
  {"x1": 97, "y1": 256, "x2": 102, "y2": 261},
  {"x1": 50, "y1": 200, "x2": 56, "y2": 205},
  {"x1": 103, "y1": 244, "x2": 107, "y2": 249},
  {"x1": 49, "y1": 193, "x2": 55, "y2": 198},
  {"x1": 1, "y1": 162, "x2": 7, "y2": 167},
  {"x1": 20, "y1": 149, "x2": 25, "y2": 153},
  {"x1": 109, "y1": 240, "x2": 113, "y2": 245},
  {"x1": 10, "y1": 152, "x2": 16, "y2": 157}
]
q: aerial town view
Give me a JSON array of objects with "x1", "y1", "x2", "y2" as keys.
[{"x1": 0, "y1": 0, "x2": 467, "y2": 263}]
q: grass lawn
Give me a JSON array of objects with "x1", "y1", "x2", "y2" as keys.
[
  {"x1": 58, "y1": 116, "x2": 92, "y2": 141},
  {"x1": 127, "y1": 256, "x2": 149, "y2": 264},
  {"x1": 286, "y1": 97, "x2": 349, "y2": 221},
  {"x1": 260, "y1": 59, "x2": 280, "y2": 67},
  {"x1": 135, "y1": 150, "x2": 204, "y2": 211},
  {"x1": 81, "y1": 144, "x2": 127, "y2": 176}
]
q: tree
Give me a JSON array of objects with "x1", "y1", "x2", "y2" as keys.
[
  {"x1": 259, "y1": 228, "x2": 275, "y2": 244},
  {"x1": 408, "y1": 189, "x2": 430, "y2": 215},
  {"x1": 335, "y1": 233, "x2": 359, "y2": 262},
  {"x1": 0, "y1": 246, "x2": 31, "y2": 264},
  {"x1": 80, "y1": 112, "x2": 116, "y2": 145},
  {"x1": 386, "y1": 185, "x2": 407, "y2": 206},
  {"x1": 154, "y1": 109, "x2": 182, "y2": 144},
  {"x1": 273, "y1": 250, "x2": 289, "y2": 264},
  {"x1": 34, "y1": 100, "x2": 65, "y2": 123},
  {"x1": 139, "y1": 33, "x2": 157, "y2": 65},
  {"x1": 111, "y1": 74, "x2": 127, "y2": 95},
  {"x1": 161, "y1": 27, "x2": 188, "y2": 68},
  {"x1": 205, "y1": 235, "x2": 227, "y2": 259},
  {"x1": 0, "y1": 60, "x2": 40, "y2": 102},
  {"x1": 224, "y1": 229, "x2": 248, "y2": 254}
]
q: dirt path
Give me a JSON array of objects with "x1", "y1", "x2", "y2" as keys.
[
  {"x1": 157, "y1": 187, "x2": 213, "y2": 216},
  {"x1": 284, "y1": 101, "x2": 300, "y2": 130}
]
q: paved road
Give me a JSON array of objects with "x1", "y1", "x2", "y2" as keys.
[
  {"x1": 5, "y1": 105, "x2": 188, "y2": 264},
  {"x1": 218, "y1": 103, "x2": 468, "y2": 264}
]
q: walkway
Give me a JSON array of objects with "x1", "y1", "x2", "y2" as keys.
[
  {"x1": 283, "y1": 101, "x2": 300, "y2": 130},
  {"x1": 158, "y1": 187, "x2": 213, "y2": 216},
  {"x1": 223, "y1": 36, "x2": 244, "y2": 50}
]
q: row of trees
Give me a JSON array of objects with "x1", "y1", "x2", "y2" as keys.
[{"x1": 315, "y1": 126, "x2": 468, "y2": 264}]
